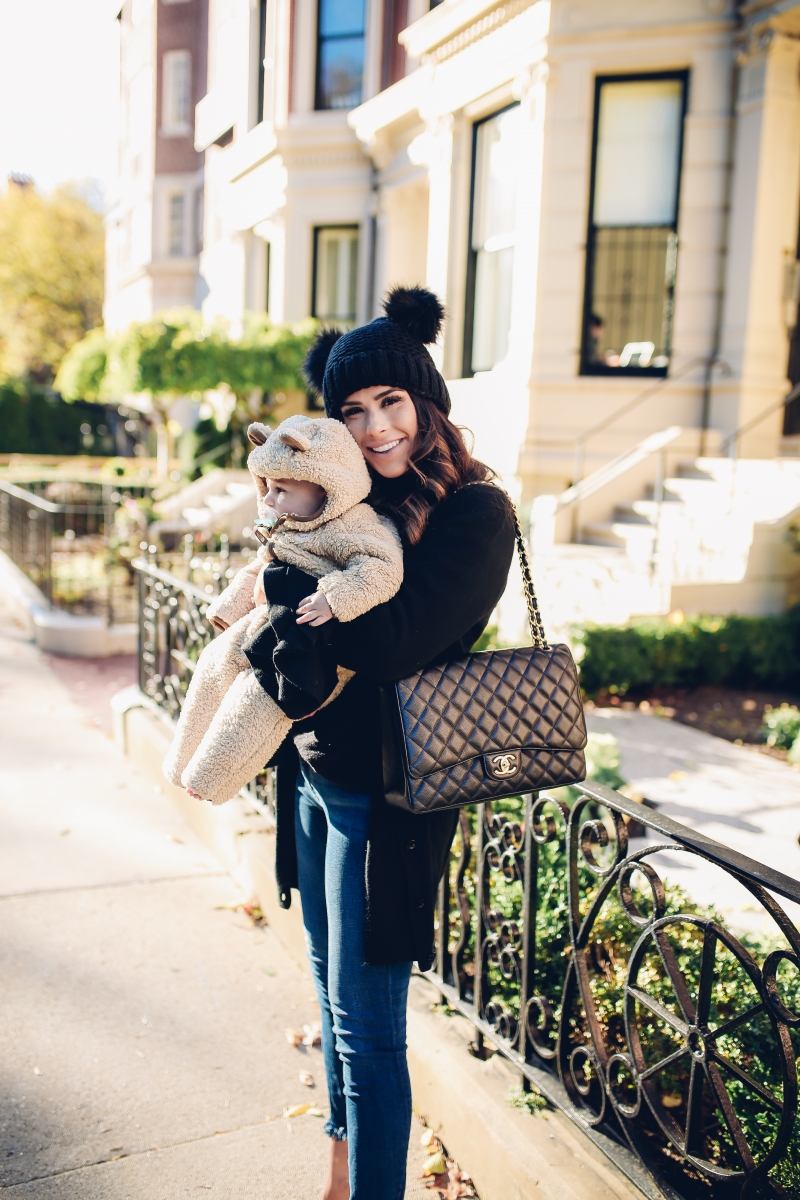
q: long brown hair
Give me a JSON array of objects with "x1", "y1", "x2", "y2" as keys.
[{"x1": 370, "y1": 394, "x2": 495, "y2": 545}]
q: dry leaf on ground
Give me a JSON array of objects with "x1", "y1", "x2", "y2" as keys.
[
  {"x1": 302, "y1": 1022, "x2": 322, "y2": 1046},
  {"x1": 284, "y1": 1027, "x2": 303, "y2": 1046},
  {"x1": 283, "y1": 1102, "x2": 311, "y2": 1118},
  {"x1": 299, "y1": 1070, "x2": 315, "y2": 1087}
]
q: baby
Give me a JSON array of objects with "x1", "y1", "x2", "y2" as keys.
[{"x1": 162, "y1": 413, "x2": 403, "y2": 805}]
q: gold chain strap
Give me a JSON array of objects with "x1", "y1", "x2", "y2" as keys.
[{"x1": 512, "y1": 508, "x2": 550, "y2": 650}]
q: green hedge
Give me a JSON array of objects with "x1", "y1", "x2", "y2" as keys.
[
  {"x1": 577, "y1": 607, "x2": 800, "y2": 697},
  {"x1": 0, "y1": 382, "x2": 108, "y2": 455}
]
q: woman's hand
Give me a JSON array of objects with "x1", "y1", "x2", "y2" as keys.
[{"x1": 296, "y1": 591, "x2": 333, "y2": 626}]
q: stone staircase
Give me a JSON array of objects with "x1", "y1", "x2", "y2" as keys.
[{"x1": 527, "y1": 432, "x2": 800, "y2": 642}]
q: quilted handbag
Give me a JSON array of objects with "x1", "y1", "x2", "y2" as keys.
[{"x1": 380, "y1": 503, "x2": 587, "y2": 814}]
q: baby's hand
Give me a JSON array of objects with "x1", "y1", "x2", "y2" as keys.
[{"x1": 296, "y1": 591, "x2": 333, "y2": 626}]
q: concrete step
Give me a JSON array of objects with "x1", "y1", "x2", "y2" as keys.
[{"x1": 581, "y1": 521, "x2": 658, "y2": 550}]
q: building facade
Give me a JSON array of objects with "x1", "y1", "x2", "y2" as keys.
[{"x1": 105, "y1": 0, "x2": 209, "y2": 333}]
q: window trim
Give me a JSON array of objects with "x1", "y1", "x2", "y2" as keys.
[
  {"x1": 580, "y1": 69, "x2": 690, "y2": 379},
  {"x1": 311, "y1": 224, "x2": 360, "y2": 324},
  {"x1": 462, "y1": 100, "x2": 519, "y2": 380}
]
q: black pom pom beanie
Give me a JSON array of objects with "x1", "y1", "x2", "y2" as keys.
[{"x1": 303, "y1": 285, "x2": 450, "y2": 420}]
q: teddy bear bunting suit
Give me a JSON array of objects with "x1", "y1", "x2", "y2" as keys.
[{"x1": 162, "y1": 414, "x2": 403, "y2": 805}]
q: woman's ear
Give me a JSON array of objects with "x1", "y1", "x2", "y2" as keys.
[
  {"x1": 279, "y1": 430, "x2": 312, "y2": 452},
  {"x1": 248, "y1": 422, "x2": 270, "y2": 446}
]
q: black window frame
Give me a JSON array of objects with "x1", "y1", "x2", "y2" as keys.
[
  {"x1": 580, "y1": 69, "x2": 690, "y2": 380},
  {"x1": 462, "y1": 100, "x2": 520, "y2": 379},
  {"x1": 256, "y1": 0, "x2": 267, "y2": 125},
  {"x1": 314, "y1": 0, "x2": 366, "y2": 112},
  {"x1": 311, "y1": 224, "x2": 360, "y2": 325}
]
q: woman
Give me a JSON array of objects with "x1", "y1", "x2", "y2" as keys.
[{"x1": 275, "y1": 286, "x2": 515, "y2": 1200}]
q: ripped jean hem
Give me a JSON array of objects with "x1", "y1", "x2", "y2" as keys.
[{"x1": 324, "y1": 1119, "x2": 348, "y2": 1141}]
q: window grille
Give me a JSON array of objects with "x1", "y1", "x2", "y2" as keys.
[
  {"x1": 581, "y1": 73, "x2": 688, "y2": 377},
  {"x1": 312, "y1": 227, "x2": 359, "y2": 325},
  {"x1": 168, "y1": 193, "x2": 185, "y2": 257},
  {"x1": 162, "y1": 50, "x2": 192, "y2": 133},
  {"x1": 315, "y1": 0, "x2": 366, "y2": 110},
  {"x1": 463, "y1": 103, "x2": 521, "y2": 376}
]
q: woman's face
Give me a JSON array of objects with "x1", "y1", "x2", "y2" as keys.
[{"x1": 340, "y1": 386, "x2": 418, "y2": 478}]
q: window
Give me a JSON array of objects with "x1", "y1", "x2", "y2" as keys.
[
  {"x1": 315, "y1": 0, "x2": 366, "y2": 110},
  {"x1": 381, "y1": 0, "x2": 407, "y2": 90},
  {"x1": 581, "y1": 73, "x2": 688, "y2": 376},
  {"x1": 312, "y1": 227, "x2": 359, "y2": 324},
  {"x1": 168, "y1": 193, "x2": 185, "y2": 256},
  {"x1": 257, "y1": 0, "x2": 268, "y2": 125},
  {"x1": 463, "y1": 104, "x2": 521, "y2": 376},
  {"x1": 163, "y1": 50, "x2": 192, "y2": 133}
]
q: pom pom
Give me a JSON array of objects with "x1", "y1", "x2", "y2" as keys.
[
  {"x1": 383, "y1": 286, "x2": 445, "y2": 344},
  {"x1": 303, "y1": 328, "x2": 344, "y2": 393}
]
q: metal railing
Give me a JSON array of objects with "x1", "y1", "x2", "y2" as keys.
[
  {"x1": 132, "y1": 554, "x2": 800, "y2": 1198},
  {"x1": 133, "y1": 554, "x2": 273, "y2": 817},
  {"x1": 570, "y1": 357, "x2": 721, "y2": 490},
  {"x1": 720, "y1": 380, "x2": 800, "y2": 460},
  {"x1": 429, "y1": 786, "x2": 800, "y2": 1200},
  {"x1": 0, "y1": 478, "x2": 134, "y2": 622}
]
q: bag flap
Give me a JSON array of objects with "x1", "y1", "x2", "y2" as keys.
[{"x1": 394, "y1": 643, "x2": 587, "y2": 780}]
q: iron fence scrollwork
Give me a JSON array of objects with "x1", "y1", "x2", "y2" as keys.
[{"x1": 432, "y1": 784, "x2": 800, "y2": 1200}]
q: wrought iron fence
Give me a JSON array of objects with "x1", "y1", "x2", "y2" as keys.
[
  {"x1": 0, "y1": 477, "x2": 134, "y2": 621},
  {"x1": 431, "y1": 786, "x2": 800, "y2": 1200},
  {"x1": 131, "y1": 555, "x2": 800, "y2": 1199},
  {"x1": 133, "y1": 555, "x2": 274, "y2": 818}
]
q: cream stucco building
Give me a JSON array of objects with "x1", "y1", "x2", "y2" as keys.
[{"x1": 106, "y1": 0, "x2": 800, "y2": 628}]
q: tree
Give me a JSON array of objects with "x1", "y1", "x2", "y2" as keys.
[
  {"x1": 57, "y1": 310, "x2": 316, "y2": 478},
  {"x1": 0, "y1": 181, "x2": 105, "y2": 383}
]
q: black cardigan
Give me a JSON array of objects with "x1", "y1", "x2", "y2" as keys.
[{"x1": 272, "y1": 482, "x2": 516, "y2": 969}]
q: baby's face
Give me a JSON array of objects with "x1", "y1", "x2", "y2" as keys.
[{"x1": 263, "y1": 477, "x2": 326, "y2": 518}]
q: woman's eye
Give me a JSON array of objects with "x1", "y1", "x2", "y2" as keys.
[{"x1": 382, "y1": 394, "x2": 401, "y2": 407}]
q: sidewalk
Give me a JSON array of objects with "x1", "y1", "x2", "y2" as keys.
[
  {"x1": 0, "y1": 630, "x2": 428, "y2": 1198},
  {"x1": 587, "y1": 707, "x2": 800, "y2": 934}
]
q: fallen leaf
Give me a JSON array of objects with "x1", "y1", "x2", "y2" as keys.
[
  {"x1": 420, "y1": 1127, "x2": 435, "y2": 1147},
  {"x1": 299, "y1": 1070, "x2": 315, "y2": 1087},
  {"x1": 283, "y1": 1103, "x2": 311, "y2": 1118},
  {"x1": 284, "y1": 1027, "x2": 303, "y2": 1047},
  {"x1": 306, "y1": 1107, "x2": 325, "y2": 1117},
  {"x1": 668, "y1": 770, "x2": 687, "y2": 783},
  {"x1": 422, "y1": 1151, "x2": 447, "y2": 1176},
  {"x1": 302, "y1": 1022, "x2": 321, "y2": 1047},
  {"x1": 32, "y1": 1067, "x2": 41, "y2": 1076},
  {"x1": 661, "y1": 1093, "x2": 682, "y2": 1109}
]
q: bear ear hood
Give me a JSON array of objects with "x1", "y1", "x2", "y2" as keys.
[
  {"x1": 246, "y1": 414, "x2": 370, "y2": 530},
  {"x1": 247, "y1": 422, "x2": 270, "y2": 446}
]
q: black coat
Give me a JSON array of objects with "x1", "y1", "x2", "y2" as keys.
[{"x1": 272, "y1": 482, "x2": 516, "y2": 968}]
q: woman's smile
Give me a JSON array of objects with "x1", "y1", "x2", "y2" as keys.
[{"x1": 340, "y1": 386, "x2": 418, "y2": 478}]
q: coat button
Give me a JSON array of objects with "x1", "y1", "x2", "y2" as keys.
[{"x1": 406, "y1": 839, "x2": 416, "y2": 851}]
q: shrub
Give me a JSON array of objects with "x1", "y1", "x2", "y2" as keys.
[
  {"x1": 576, "y1": 608, "x2": 800, "y2": 697},
  {"x1": 761, "y1": 704, "x2": 800, "y2": 750},
  {"x1": 0, "y1": 382, "x2": 108, "y2": 455}
]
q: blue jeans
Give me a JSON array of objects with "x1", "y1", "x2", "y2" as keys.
[{"x1": 295, "y1": 760, "x2": 412, "y2": 1200}]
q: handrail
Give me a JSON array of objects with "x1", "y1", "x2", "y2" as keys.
[
  {"x1": 0, "y1": 477, "x2": 109, "y2": 515},
  {"x1": 719, "y1": 378, "x2": 800, "y2": 457},
  {"x1": 571, "y1": 356, "x2": 721, "y2": 486},
  {"x1": 131, "y1": 556, "x2": 210, "y2": 603},
  {"x1": 556, "y1": 427, "x2": 682, "y2": 512}
]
